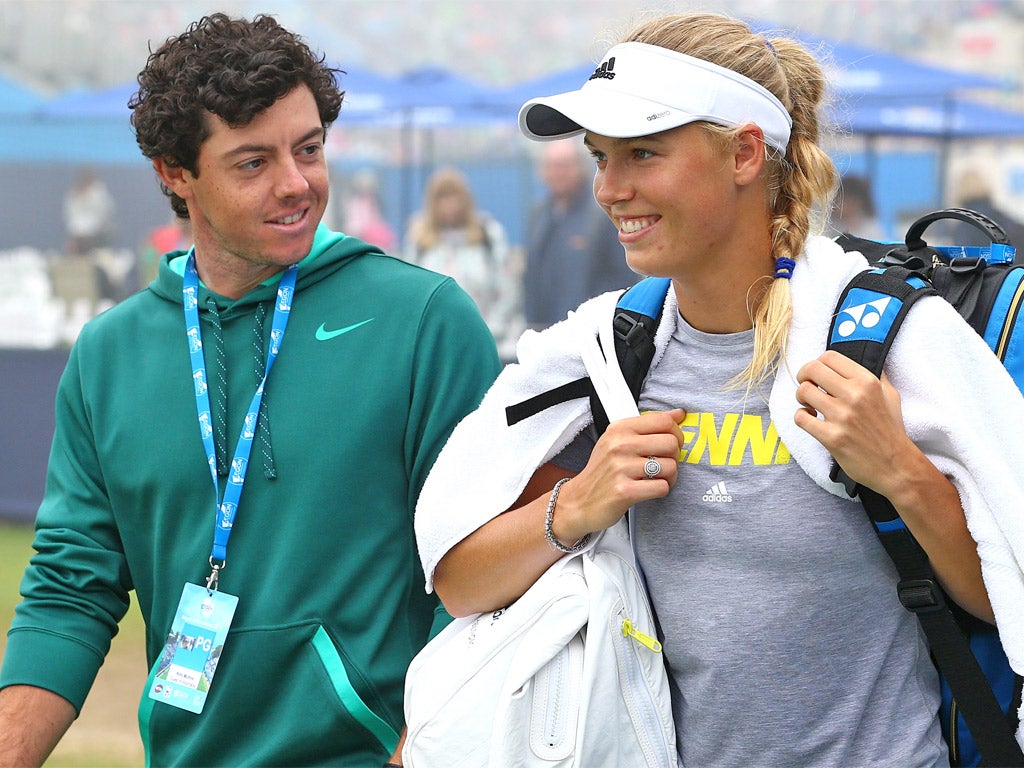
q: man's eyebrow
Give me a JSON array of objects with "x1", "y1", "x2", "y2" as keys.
[{"x1": 222, "y1": 126, "x2": 325, "y2": 158}]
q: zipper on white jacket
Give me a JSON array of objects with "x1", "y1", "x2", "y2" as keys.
[
  {"x1": 612, "y1": 607, "x2": 674, "y2": 767},
  {"x1": 622, "y1": 618, "x2": 663, "y2": 652}
]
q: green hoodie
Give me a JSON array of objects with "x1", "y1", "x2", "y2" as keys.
[{"x1": 1, "y1": 226, "x2": 501, "y2": 766}]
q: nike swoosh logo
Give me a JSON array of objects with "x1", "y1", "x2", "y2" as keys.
[{"x1": 315, "y1": 318, "x2": 375, "y2": 341}]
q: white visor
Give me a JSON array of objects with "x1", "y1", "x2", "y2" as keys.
[{"x1": 519, "y1": 42, "x2": 792, "y2": 152}]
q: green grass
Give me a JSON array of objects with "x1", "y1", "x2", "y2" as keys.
[
  {"x1": 1, "y1": 520, "x2": 146, "y2": 767},
  {"x1": 0, "y1": 521, "x2": 34, "y2": 630}
]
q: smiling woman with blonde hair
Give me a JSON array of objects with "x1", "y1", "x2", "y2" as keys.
[{"x1": 411, "y1": 10, "x2": 1024, "y2": 767}]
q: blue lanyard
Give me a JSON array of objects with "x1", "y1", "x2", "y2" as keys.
[{"x1": 182, "y1": 254, "x2": 297, "y2": 587}]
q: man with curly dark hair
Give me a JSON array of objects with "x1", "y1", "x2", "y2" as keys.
[{"x1": 0, "y1": 14, "x2": 500, "y2": 767}]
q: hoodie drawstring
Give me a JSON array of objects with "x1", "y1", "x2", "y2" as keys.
[
  {"x1": 202, "y1": 297, "x2": 278, "y2": 481},
  {"x1": 252, "y1": 301, "x2": 279, "y2": 481},
  {"x1": 205, "y1": 297, "x2": 230, "y2": 477}
]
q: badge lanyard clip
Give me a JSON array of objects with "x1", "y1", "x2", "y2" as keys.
[{"x1": 206, "y1": 558, "x2": 223, "y2": 593}]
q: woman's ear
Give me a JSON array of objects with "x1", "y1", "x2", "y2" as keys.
[{"x1": 734, "y1": 125, "x2": 767, "y2": 186}]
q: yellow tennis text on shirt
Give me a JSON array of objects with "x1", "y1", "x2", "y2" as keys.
[{"x1": 674, "y1": 411, "x2": 791, "y2": 466}]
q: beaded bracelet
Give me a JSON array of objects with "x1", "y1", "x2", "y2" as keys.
[{"x1": 544, "y1": 477, "x2": 592, "y2": 554}]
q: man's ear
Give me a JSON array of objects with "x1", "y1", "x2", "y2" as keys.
[
  {"x1": 153, "y1": 158, "x2": 191, "y2": 198},
  {"x1": 734, "y1": 125, "x2": 767, "y2": 186}
]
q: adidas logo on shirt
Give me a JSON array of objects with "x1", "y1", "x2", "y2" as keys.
[{"x1": 703, "y1": 481, "x2": 733, "y2": 503}]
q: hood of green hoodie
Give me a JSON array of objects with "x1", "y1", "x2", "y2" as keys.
[{"x1": 150, "y1": 224, "x2": 381, "y2": 309}]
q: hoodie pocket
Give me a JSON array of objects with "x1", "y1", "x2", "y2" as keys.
[
  {"x1": 139, "y1": 620, "x2": 399, "y2": 766},
  {"x1": 310, "y1": 625, "x2": 400, "y2": 752}
]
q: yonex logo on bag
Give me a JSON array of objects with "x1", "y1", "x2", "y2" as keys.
[
  {"x1": 589, "y1": 57, "x2": 616, "y2": 80},
  {"x1": 703, "y1": 481, "x2": 732, "y2": 503},
  {"x1": 831, "y1": 287, "x2": 902, "y2": 345}
]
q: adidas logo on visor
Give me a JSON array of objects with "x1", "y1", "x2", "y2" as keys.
[
  {"x1": 589, "y1": 57, "x2": 616, "y2": 81},
  {"x1": 518, "y1": 42, "x2": 793, "y2": 151}
]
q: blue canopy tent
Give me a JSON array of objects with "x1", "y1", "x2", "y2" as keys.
[
  {"x1": 835, "y1": 96, "x2": 1024, "y2": 138},
  {"x1": 769, "y1": 31, "x2": 1013, "y2": 220},
  {"x1": 833, "y1": 94, "x2": 1024, "y2": 230},
  {"x1": 0, "y1": 73, "x2": 45, "y2": 114},
  {"x1": 0, "y1": 75, "x2": 58, "y2": 162},
  {"x1": 334, "y1": 64, "x2": 411, "y2": 126},
  {"x1": 37, "y1": 81, "x2": 135, "y2": 120},
  {"x1": 812, "y1": 37, "x2": 1005, "y2": 97},
  {"x1": 336, "y1": 63, "x2": 513, "y2": 127},
  {"x1": 24, "y1": 81, "x2": 138, "y2": 163}
]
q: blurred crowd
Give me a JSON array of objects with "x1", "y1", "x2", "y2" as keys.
[
  {"x1": 3, "y1": 0, "x2": 1024, "y2": 354},
  {"x1": 0, "y1": 142, "x2": 644, "y2": 358},
  {"x1": 1, "y1": 1, "x2": 1017, "y2": 97},
  {"x1": 6, "y1": 150, "x2": 1024, "y2": 356}
]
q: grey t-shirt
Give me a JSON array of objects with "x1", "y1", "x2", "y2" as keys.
[{"x1": 557, "y1": 315, "x2": 947, "y2": 767}]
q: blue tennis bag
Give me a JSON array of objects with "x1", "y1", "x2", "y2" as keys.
[{"x1": 833, "y1": 208, "x2": 1023, "y2": 767}]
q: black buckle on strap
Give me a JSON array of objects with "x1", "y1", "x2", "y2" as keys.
[
  {"x1": 897, "y1": 578, "x2": 946, "y2": 613},
  {"x1": 613, "y1": 310, "x2": 645, "y2": 344}
]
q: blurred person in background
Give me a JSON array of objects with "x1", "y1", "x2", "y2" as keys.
[
  {"x1": 523, "y1": 138, "x2": 637, "y2": 329},
  {"x1": 63, "y1": 166, "x2": 118, "y2": 255},
  {"x1": 404, "y1": 166, "x2": 522, "y2": 360},
  {"x1": 0, "y1": 13, "x2": 499, "y2": 767},
  {"x1": 138, "y1": 214, "x2": 193, "y2": 287},
  {"x1": 831, "y1": 173, "x2": 886, "y2": 241},
  {"x1": 946, "y1": 168, "x2": 1024, "y2": 259},
  {"x1": 339, "y1": 168, "x2": 398, "y2": 253}
]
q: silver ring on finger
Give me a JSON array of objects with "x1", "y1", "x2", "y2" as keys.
[{"x1": 643, "y1": 456, "x2": 662, "y2": 480}]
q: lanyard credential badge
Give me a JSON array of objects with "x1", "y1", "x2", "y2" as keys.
[
  {"x1": 148, "y1": 583, "x2": 238, "y2": 714},
  {"x1": 148, "y1": 254, "x2": 297, "y2": 714}
]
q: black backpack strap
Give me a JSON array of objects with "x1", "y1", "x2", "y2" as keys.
[
  {"x1": 505, "y1": 278, "x2": 670, "y2": 431},
  {"x1": 592, "y1": 278, "x2": 670, "y2": 434},
  {"x1": 862, "y1": 489, "x2": 1024, "y2": 767},
  {"x1": 828, "y1": 267, "x2": 1024, "y2": 767},
  {"x1": 827, "y1": 266, "x2": 933, "y2": 495},
  {"x1": 505, "y1": 377, "x2": 595, "y2": 427}
]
